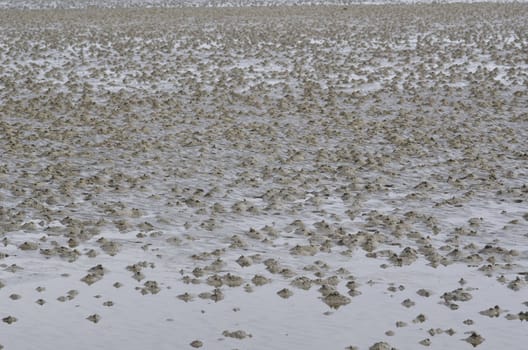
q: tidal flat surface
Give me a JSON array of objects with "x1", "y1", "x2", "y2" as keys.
[{"x1": 0, "y1": 3, "x2": 527, "y2": 350}]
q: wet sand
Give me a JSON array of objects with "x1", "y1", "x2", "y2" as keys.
[{"x1": 0, "y1": 3, "x2": 527, "y2": 349}]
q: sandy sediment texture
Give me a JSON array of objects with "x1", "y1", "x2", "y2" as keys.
[{"x1": 0, "y1": 3, "x2": 527, "y2": 350}]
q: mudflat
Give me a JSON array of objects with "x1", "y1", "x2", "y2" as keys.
[{"x1": 0, "y1": 3, "x2": 527, "y2": 349}]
